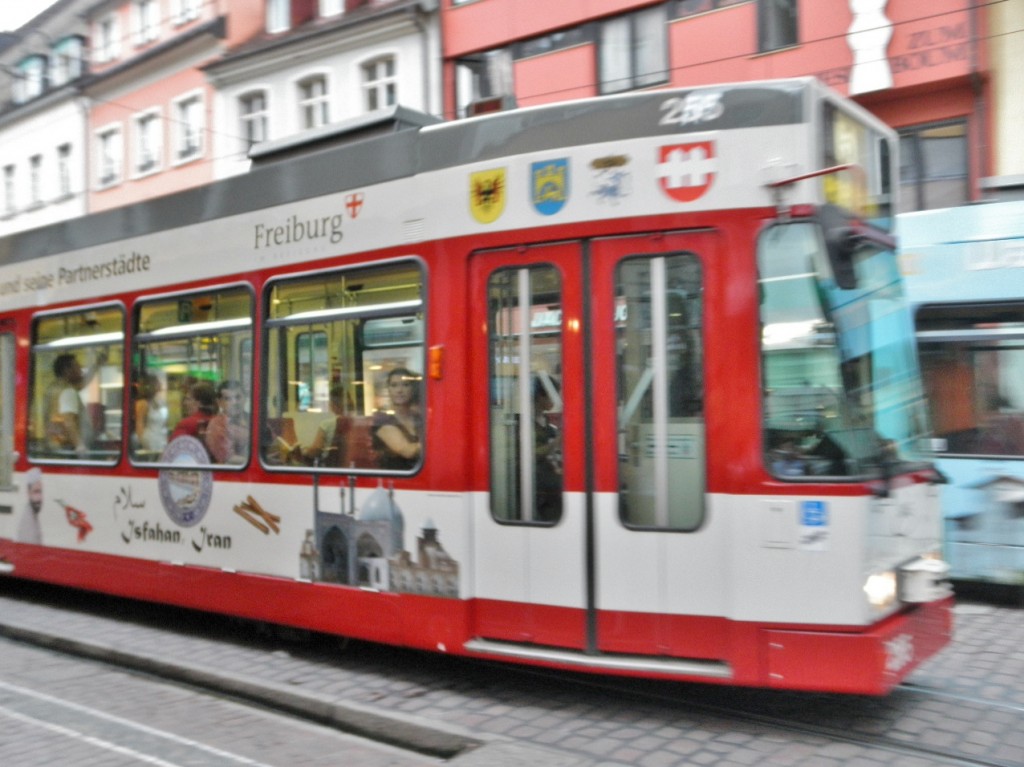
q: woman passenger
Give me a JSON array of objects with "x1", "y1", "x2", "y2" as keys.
[
  {"x1": 134, "y1": 373, "x2": 168, "y2": 457},
  {"x1": 372, "y1": 367, "x2": 422, "y2": 471},
  {"x1": 170, "y1": 381, "x2": 218, "y2": 446}
]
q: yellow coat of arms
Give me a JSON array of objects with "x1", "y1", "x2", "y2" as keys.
[{"x1": 470, "y1": 168, "x2": 507, "y2": 224}]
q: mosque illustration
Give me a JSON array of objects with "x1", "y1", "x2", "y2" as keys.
[{"x1": 306, "y1": 484, "x2": 459, "y2": 598}]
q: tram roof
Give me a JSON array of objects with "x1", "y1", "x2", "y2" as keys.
[{"x1": 2, "y1": 77, "x2": 842, "y2": 265}]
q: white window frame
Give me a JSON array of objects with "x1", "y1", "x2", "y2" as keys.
[
  {"x1": 94, "y1": 15, "x2": 121, "y2": 63},
  {"x1": 29, "y1": 155, "x2": 43, "y2": 206},
  {"x1": 239, "y1": 90, "x2": 269, "y2": 152},
  {"x1": 133, "y1": 108, "x2": 163, "y2": 176},
  {"x1": 267, "y1": 0, "x2": 290, "y2": 33},
  {"x1": 598, "y1": 4, "x2": 668, "y2": 95},
  {"x1": 172, "y1": 0, "x2": 201, "y2": 25},
  {"x1": 297, "y1": 74, "x2": 330, "y2": 130},
  {"x1": 57, "y1": 143, "x2": 73, "y2": 199},
  {"x1": 173, "y1": 91, "x2": 205, "y2": 164},
  {"x1": 361, "y1": 55, "x2": 398, "y2": 113},
  {"x1": 50, "y1": 37, "x2": 84, "y2": 87},
  {"x1": 320, "y1": 0, "x2": 344, "y2": 17},
  {"x1": 96, "y1": 123, "x2": 124, "y2": 189},
  {"x1": 14, "y1": 56, "x2": 46, "y2": 103},
  {"x1": 3, "y1": 165, "x2": 15, "y2": 216},
  {"x1": 134, "y1": 0, "x2": 161, "y2": 46}
]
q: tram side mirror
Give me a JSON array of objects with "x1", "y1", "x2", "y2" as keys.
[
  {"x1": 816, "y1": 204, "x2": 866, "y2": 291},
  {"x1": 823, "y1": 225, "x2": 860, "y2": 291}
]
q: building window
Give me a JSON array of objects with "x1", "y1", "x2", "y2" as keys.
[
  {"x1": 455, "y1": 49, "x2": 513, "y2": 117},
  {"x1": 267, "y1": 0, "x2": 290, "y2": 33},
  {"x1": 362, "y1": 57, "x2": 397, "y2": 112},
  {"x1": 672, "y1": 0, "x2": 749, "y2": 18},
  {"x1": 758, "y1": 0, "x2": 797, "y2": 52},
  {"x1": 899, "y1": 121, "x2": 969, "y2": 212},
  {"x1": 298, "y1": 75, "x2": 330, "y2": 130},
  {"x1": 57, "y1": 144, "x2": 72, "y2": 198},
  {"x1": 51, "y1": 36, "x2": 84, "y2": 87},
  {"x1": 29, "y1": 155, "x2": 42, "y2": 206},
  {"x1": 514, "y1": 27, "x2": 593, "y2": 59},
  {"x1": 172, "y1": 0, "x2": 202, "y2": 24},
  {"x1": 14, "y1": 55, "x2": 47, "y2": 103},
  {"x1": 174, "y1": 94, "x2": 204, "y2": 161},
  {"x1": 97, "y1": 125, "x2": 123, "y2": 187},
  {"x1": 3, "y1": 165, "x2": 15, "y2": 215},
  {"x1": 239, "y1": 91, "x2": 269, "y2": 151},
  {"x1": 94, "y1": 15, "x2": 120, "y2": 63},
  {"x1": 134, "y1": 110, "x2": 162, "y2": 174},
  {"x1": 134, "y1": 0, "x2": 160, "y2": 45},
  {"x1": 320, "y1": 0, "x2": 343, "y2": 17},
  {"x1": 598, "y1": 4, "x2": 668, "y2": 95}
]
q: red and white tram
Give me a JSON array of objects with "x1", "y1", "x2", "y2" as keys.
[{"x1": 0, "y1": 79, "x2": 951, "y2": 694}]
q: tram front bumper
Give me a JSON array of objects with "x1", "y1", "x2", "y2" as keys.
[{"x1": 763, "y1": 594, "x2": 954, "y2": 695}]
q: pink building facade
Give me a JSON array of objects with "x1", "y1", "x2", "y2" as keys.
[{"x1": 85, "y1": 0, "x2": 264, "y2": 212}]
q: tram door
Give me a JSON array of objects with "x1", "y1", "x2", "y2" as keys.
[{"x1": 471, "y1": 233, "x2": 714, "y2": 655}]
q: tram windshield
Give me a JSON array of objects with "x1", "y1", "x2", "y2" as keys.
[{"x1": 759, "y1": 218, "x2": 929, "y2": 479}]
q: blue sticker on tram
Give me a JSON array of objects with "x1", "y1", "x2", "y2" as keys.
[{"x1": 801, "y1": 500, "x2": 828, "y2": 527}]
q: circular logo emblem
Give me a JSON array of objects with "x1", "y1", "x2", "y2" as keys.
[{"x1": 158, "y1": 436, "x2": 213, "y2": 528}]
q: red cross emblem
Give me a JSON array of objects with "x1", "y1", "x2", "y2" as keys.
[{"x1": 345, "y1": 193, "x2": 364, "y2": 218}]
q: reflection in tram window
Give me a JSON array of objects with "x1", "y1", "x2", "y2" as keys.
[
  {"x1": 616, "y1": 255, "x2": 705, "y2": 530},
  {"x1": 132, "y1": 287, "x2": 253, "y2": 465},
  {"x1": 488, "y1": 265, "x2": 563, "y2": 524},
  {"x1": 29, "y1": 305, "x2": 125, "y2": 462},
  {"x1": 262, "y1": 261, "x2": 424, "y2": 472},
  {"x1": 759, "y1": 222, "x2": 928, "y2": 479}
]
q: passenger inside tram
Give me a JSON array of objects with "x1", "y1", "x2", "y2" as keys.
[
  {"x1": 206, "y1": 380, "x2": 249, "y2": 465},
  {"x1": 371, "y1": 367, "x2": 422, "y2": 471},
  {"x1": 533, "y1": 376, "x2": 562, "y2": 522},
  {"x1": 169, "y1": 380, "x2": 218, "y2": 452},
  {"x1": 45, "y1": 350, "x2": 107, "y2": 456},
  {"x1": 132, "y1": 373, "x2": 168, "y2": 458}
]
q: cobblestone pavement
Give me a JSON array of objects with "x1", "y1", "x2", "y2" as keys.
[
  {"x1": 0, "y1": 638, "x2": 442, "y2": 767},
  {"x1": 0, "y1": 581, "x2": 1022, "y2": 767}
]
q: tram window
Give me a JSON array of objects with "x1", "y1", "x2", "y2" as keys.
[
  {"x1": 759, "y1": 222, "x2": 927, "y2": 478},
  {"x1": 262, "y1": 261, "x2": 424, "y2": 472},
  {"x1": 29, "y1": 305, "x2": 125, "y2": 463},
  {"x1": 917, "y1": 304, "x2": 1024, "y2": 457},
  {"x1": 616, "y1": 255, "x2": 705, "y2": 530},
  {"x1": 488, "y1": 266, "x2": 563, "y2": 524},
  {"x1": 294, "y1": 332, "x2": 328, "y2": 412},
  {"x1": 131, "y1": 287, "x2": 253, "y2": 466}
]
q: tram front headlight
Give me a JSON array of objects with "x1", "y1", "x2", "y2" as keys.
[{"x1": 863, "y1": 570, "x2": 897, "y2": 609}]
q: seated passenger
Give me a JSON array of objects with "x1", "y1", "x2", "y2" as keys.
[
  {"x1": 372, "y1": 368, "x2": 422, "y2": 471},
  {"x1": 206, "y1": 380, "x2": 249, "y2": 464},
  {"x1": 295, "y1": 385, "x2": 352, "y2": 467},
  {"x1": 170, "y1": 381, "x2": 218, "y2": 447}
]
